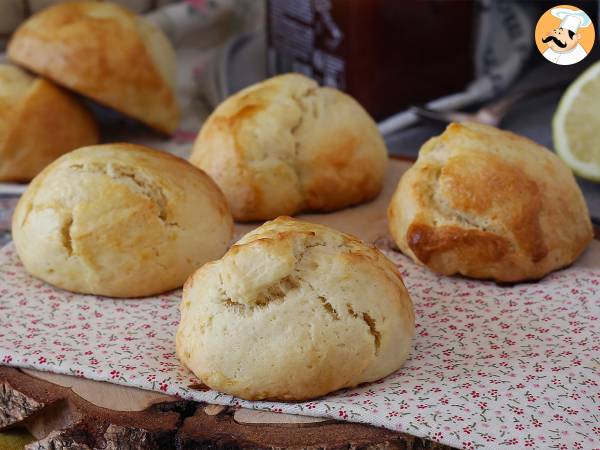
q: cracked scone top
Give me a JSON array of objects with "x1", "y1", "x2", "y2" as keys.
[
  {"x1": 189, "y1": 74, "x2": 388, "y2": 221},
  {"x1": 176, "y1": 216, "x2": 414, "y2": 401},
  {"x1": 388, "y1": 122, "x2": 593, "y2": 282},
  {"x1": 12, "y1": 144, "x2": 233, "y2": 298}
]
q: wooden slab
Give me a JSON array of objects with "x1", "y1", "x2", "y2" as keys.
[
  {"x1": 21, "y1": 369, "x2": 175, "y2": 413},
  {"x1": 233, "y1": 408, "x2": 329, "y2": 425},
  {"x1": 0, "y1": 366, "x2": 181, "y2": 448},
  {"x1": 0, "y1": 366, "x2": 453, "y2": 449}
]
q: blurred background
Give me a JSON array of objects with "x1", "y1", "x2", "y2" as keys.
[
  {"x1": 0, "y1": 0, "x2": 598, "y2": 220},
  {"x1": 0, "y1": 0, "x2": 597, "y2": 140}
]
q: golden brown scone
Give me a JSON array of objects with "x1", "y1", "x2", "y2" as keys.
[
  {"x1": 388, "y1": 122, "x2": 593, "y2": 282},
  {"x1": 177, "y1": 216, "x2": 414, "y2": 401},
  {"x1": 7, "y1": 1, "x2": 180, "y2": 134},
  {"x1": 0, "y1": 64, "x2": 98, "y2": 181},
  {"x1": 189, "y1": 74, "x2": 388, "y2": 221},
  {"x1": 12, "y1": 143, "x2": 233, "y2": 298}
]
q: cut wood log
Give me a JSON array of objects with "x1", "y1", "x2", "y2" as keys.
[
  {"x1": 0, "y1": 367, "x2": 454, "y2": 449},
  {"x1": 0, "y1": 367, "x2": 180, "y2": 449},
  {"x1": 233, "y1": 408, "x2": 329, "y2": 425},
  {"x1": 178, "y1": 404, "x2": 450, "y2": 449},
  {"x1": 21, "y1": 369, "x2": 175, "y2": 412}
]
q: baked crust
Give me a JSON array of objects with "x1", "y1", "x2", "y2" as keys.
[
  {"x1": 189, "y1": 74, "x2": 388, "y2": 221},
  {"x1": 7, "y1": 1, "x2": 180, "y2": 134},
  {"x1": 388, "y1": 122, "x2": 593, "y2": 282},
  {"x1": 177, "y1": 216, "x2": 414, "y2": 401},
  {"x1": 12, "y1": 143, "x2": 233, "y2": 297},
  {"x1": 0, "y1": 64, "x2": 98, "y2": 181}
]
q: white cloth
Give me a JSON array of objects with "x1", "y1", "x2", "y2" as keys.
[{"x1": 542, "y1": 43, "x2": 588, "y2": 65}]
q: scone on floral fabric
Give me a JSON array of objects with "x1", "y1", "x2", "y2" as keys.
[
  {"x1": 189, "y1": 74, "x2": 388, "y2": 221},
  {"x1": 388, "y1": 122, "x2": 593, "y2": 282},
  {"x1": 177, "y1": 216, "x2": 414, "y2": 401},
  {"x1": 7, "y1": 1, "x2": 180, "y2": 134},
  {"x1": 12, "y1": 143, "x2": 233, "y2": 298}
]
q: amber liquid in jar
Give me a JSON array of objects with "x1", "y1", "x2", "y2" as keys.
[{"x1": 267, "y1": 0, "x2": 475, "y2": 120}]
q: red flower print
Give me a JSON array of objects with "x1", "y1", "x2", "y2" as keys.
[
  {"x1": 159, "y1": 382, "x2": 168, "y2": 392},
  {"x1": 38, "y1": 356, "x2": 46, "y2": 364},
  {"x1": 110, "y1": 370, "x2": 120, "y2": 379},
  {"x1": 338, "y1": 409, "x2": 348, "y2": 420},
  {"x1": 2, "y1": 355, "x2": 12, "y2": 363}
]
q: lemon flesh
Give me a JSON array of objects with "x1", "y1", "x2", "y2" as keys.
[{"x1": 553, "y1": 61, "x2": 600, "y2": 183}]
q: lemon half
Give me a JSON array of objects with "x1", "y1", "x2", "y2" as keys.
[{"x1": 553, "y1": 60, "x2": 600, "y2": 183}]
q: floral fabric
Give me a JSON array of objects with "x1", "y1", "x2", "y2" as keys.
[{"x1": 0, "y1": 242, "x2": 598, "y2": 450}]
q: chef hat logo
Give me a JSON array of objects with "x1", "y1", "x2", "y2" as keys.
[
  {"x1": 535, "y1": 5, "x2": 595, "y2": 66},
  {"x1": 551, "y1": 7, "x2": 592, "y2": 33}
]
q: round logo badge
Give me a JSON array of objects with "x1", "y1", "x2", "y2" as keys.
[{"x1": 535, "y1": 5, "x2": 595, "y2": 65}]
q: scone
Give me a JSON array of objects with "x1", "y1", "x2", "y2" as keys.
[
  {"x1": 12, "y1": 143, "x2": 233, "y2": 298},
  {"x1": 388, "y1": 122, "x2": 593, "y2": 282},
  {"x1": 189, "y1": 74, "x2": 388, "y2": 221},
  {"x1": 7, "y1": 1, "x2": 180, "y2": 134},
  {"x1": 0, "y1": 64, "x2": 98, "y2": 181},
  {"x1": 177, "y1": 216, "x2": 414, "y2": 401}
]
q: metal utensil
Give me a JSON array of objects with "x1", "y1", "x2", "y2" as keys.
[{"x1": 411, "y1": 81, "x2": 568, "y2": 127}]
